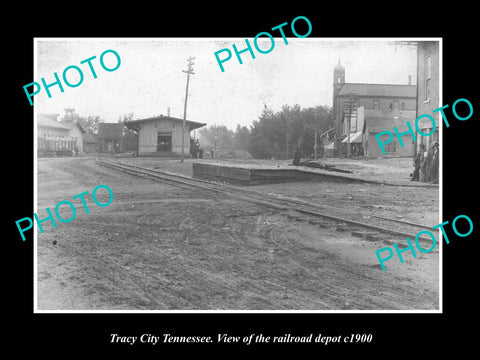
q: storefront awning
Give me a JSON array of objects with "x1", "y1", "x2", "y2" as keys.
[
  {"x1": 325, "y1": 141, "x2": 335, "y2": 150},
  {"x1": 342, "y1": 131, "x2": 363, "y2": 144}
]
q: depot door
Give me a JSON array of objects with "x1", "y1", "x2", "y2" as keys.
[{"x1": 157, "y1": 132, "x2": 172, "y2": 152}]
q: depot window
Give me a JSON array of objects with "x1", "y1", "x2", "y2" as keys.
[{"x1": 385, "y1": 139, "x2": 396, "y2": 153}]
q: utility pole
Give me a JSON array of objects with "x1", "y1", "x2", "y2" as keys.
[
  {"x1": 344, "y1": 93, "x2": 357, "y2": 158},
  {"x1": 286, "y1": 132, "x2": 289, "y2": 159},
  {"x1": 347, "y1": 95, "x2": 352, "y2": 158},
  {"x1": 313, "y1": 107, "x2": 318, "y2": 159},
  {"x1": 181, "y1": 56, "x2": 195, "y2": 163}
]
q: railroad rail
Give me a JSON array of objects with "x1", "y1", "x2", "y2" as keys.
[{"x1": 96, "y1": 157, "x2": 436, "y2": 242}]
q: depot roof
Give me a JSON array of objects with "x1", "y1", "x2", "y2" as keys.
[
  {"x1": 37, "y1": 114, "x2": 71, "y2": 130},
  {"x1": 98, "y1": 123, "x2": 124, "y2": 139},
  {"x1": 125, "y1": 115, "x2": 207, "y2": 131}
]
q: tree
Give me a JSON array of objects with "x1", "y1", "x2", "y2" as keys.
[
  {"x1": 198, "y1": 124, "x2": 235, "y2": 152},
  {"x1": 79, "y1": 116, "x2": 104, "y2": 134},
  {"x1": 59, "y1": 109, "x2": 104, "y2": 134},
  {"x1": 247, "y1": 105, "x2": 279, "y2": 158},
  {"x1": 118, "y1": 113, "x2": 138, "y2": 152},
  {"x1": 247, "y1": 104, "x2": 332, "y2": 159},
  {"x1": 297, "y1": 105, "x2": 333, "y2": 156},
  {"x1": 248, "y1": 135, "x2": 273, "y2": 159},
  {"x1": 118, "y1": 113, "x2": 137, "y2": 135},
  {"x1": 234, "y1": 125, "x2": 250, "y2": 151}
]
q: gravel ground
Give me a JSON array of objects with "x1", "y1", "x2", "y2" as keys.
[
  {"x1": 36, "y1": 157, "x2": 439, "y2": 311},
  {"x1": 117, "y1": 156, "x2": 437, "y2": 186},
  {"x1": 117, "y1": 156, "x2": 440, "y2": 226}
]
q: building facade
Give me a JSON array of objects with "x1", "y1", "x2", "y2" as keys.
[
  {"x1": 415, "y1": 41, "x2": 440, "y2": 155},
  {"x1": 60, "y1": 109, "x2": 87, "y2": 153},
  {"x1": 83, "y1": 132, "x2": 98, "y2": 153},
  {"x1": 126, "y1": 116, "x2": 206, "y2": 156},
  {"x1": 331, "y1": 60, "x2": 417, "y2": 157},
  {"x1": 37, "y1": 113, "x2": 84, "y2": 154},
  {"x1": 363, "y1": 108, "x2": 416, "y2": 157},
  {"x1": 98, "y1": 123, "x2": 124, "y2": 154},
  {"x1": 37, "y1": 114, "x2": 71, "y2": 138}
]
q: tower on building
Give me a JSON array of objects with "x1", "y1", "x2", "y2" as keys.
[{"x1": 333, "y1": 58, "x2": 345, "y2": 85}]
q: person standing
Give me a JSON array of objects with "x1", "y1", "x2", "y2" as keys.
[
  {"x1": 419, "y1": 144, "x2": 429, "y2": 182},
  {"x1": 428, "y1": 142, "x2": 439, "y2": 183},
  {"x1": 425, "y1": 143, "x2": 434, "y2": 182},
  {"x1": 411, "y1": 143, "x2": 425, "y2": 181}
]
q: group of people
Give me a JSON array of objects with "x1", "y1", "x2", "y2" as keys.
[
  {"x1": 411, "y1": 142, "x2": 439, "y2": 183},
  {"x1": 350, "y1": 143, "x2": 364, "y2": 157},
  {"x1": 189, "y1": 139, "x2": 204, "y2": 158}
]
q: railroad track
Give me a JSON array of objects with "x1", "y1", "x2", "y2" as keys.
[{"x1": 96, "y1": 157, "x2": 435, "y2": 242}]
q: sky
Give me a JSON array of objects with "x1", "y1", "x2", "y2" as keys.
[{"x1": 34, "y1": 38, "x2": 418, "y2": 130}]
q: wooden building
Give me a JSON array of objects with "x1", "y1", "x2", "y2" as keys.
[
  {"x1": 363, "y1": 108, "x2": 416, "y2": 157},
  {"x1": 37, "y1": 113, "x2": 84, "y2": 155},
  {"x1": 38, "y1": 114, "x2": 71, "y2": 138},
  {"x1": 125, "y1": 115, "x2": 206, "y2": 156},
  {"x1": 59, "y1": 108, "x2": 90, "y2": 153},
  {"x1": 341, "y1": 106, "x2": 416, "y2": 158},
  {"x1": 98, "y1": 123, "x2": 124, "y2": 154},
  {"x1": 83, "y1": 132, "x2": 98, "y2": 153}
]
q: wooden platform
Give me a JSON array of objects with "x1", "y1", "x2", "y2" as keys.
[
  {"x1": 192, "y1": 163, "x2": 374, "y2": 185},
  {"x1": 137, "y1": 151, "x2": 182, "y2": 158}
]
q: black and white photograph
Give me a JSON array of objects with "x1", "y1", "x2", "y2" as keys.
[
  {"x1": 32, "y1": 38, "x2": 440, "y2": 312},
  {"x1": 7, "y1": 8, "x2": 479, "y2": 354}
]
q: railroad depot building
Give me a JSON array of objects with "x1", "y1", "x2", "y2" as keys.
[
  {"x1": 330, "y1": 60, "x2": 417, "y2": 157},
  {"x1": 126, "y1": 115, "x2": 206, "y2": 156}
]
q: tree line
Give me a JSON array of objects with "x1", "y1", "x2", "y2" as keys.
[
  {"x1": 60, "y1": 104, "x2": 333, "y2": 158},
  {"x1": 198, "y1": 104, "x2": 333, "y2": 159}
]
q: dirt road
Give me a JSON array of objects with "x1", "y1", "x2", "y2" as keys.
[{"x1": 36, "y1": 157, "x2": 439, "y2": 310}]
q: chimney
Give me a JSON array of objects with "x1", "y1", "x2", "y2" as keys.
[{"x1": 408, "y1": 75, "x2": 412, "y2": 85}]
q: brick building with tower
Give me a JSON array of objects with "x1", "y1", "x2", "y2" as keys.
[{"x1": 329, "y1": 59, "x2": 417, "y2": 157}]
